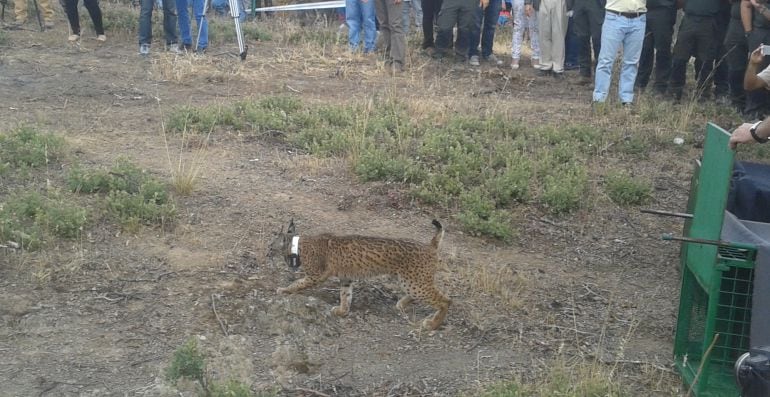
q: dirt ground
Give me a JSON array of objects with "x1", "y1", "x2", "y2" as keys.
[{"x1": 0, "y1": 11, "x2": 696, "y2": 396}]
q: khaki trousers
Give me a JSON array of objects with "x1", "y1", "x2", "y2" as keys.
[
  {"x1": 15, "y1": 0, "x2": 55, "y2": 23},
  {"x1": 537, "y1": 0, "x2": 567, "y2": 72}
]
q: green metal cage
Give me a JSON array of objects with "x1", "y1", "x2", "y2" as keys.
[{"x1": 673, "y1": 124, "x2": 758, "y2": 396}]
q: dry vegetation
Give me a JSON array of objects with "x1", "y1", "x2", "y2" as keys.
[{"x1": 1, "y1": 4, "x2": 769, "y2": 396}]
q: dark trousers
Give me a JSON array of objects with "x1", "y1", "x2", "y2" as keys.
[
  {"x1": 468, "y1": 0, "x2": 501, "y2": 57},
  {"x1": 635, "y1": 6, "x2": 674, "y2": 93},
  {"x1": 63, "y1": 0, "x2": 104, "y2": 35},
  {"x1": 746, "y1": 28, "x2": 770, "y2": 116},
  {"x1": 711, "y1": 8, "x2": 730, "y2": 97},
  {"x1": 139, "y1": 0, "x2": 178, "y2": 45},
  {"x1": 421, "y1": 0, "x2": 443, "y2": 48},
  {"x1": 724, "y1": 16, "x2": 748, "y2": 111},
  {"x1": 669, "y1": 14, "x2": 717, "y2": 100},
  {"x1": 435, "y1": 0, "x2": 475, "y2": 57},
  {"x1": 572, "y1": 0, "x2": 603, "y2": 77},
  {"x1": 565, "y1": 16, "x2": 579, "y2": 66}
]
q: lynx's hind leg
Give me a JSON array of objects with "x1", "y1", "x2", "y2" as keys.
[
  {"x1": 331, "y1": 278, "x2": 353, "y2": 317},
  {"x1": 402, "y1": 275, "x2": 451, "y2": 330}
]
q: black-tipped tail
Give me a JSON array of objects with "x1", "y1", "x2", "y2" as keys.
[{"x1": 430, "y1": 219, "x2": 444, "y2": 249}]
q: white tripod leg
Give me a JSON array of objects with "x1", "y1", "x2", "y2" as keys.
[
  {"x1": 228, "y1": 0, "x2": 247, "y2": 59},
  {"x1": 195, "y1": 0, "x2": 209, "y2": 52}
]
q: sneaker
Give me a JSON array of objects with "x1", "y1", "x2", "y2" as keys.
[
  {"x1": 68, "y1": 34, "x2": 80, "y2": 42},
  {"x1": 194, "y1": 47, "x2": 207, "y2": 55},
  {"x1": 552, "y1": 72, "x2": 565, "y2": 80},
  {"x1": 167, "y1": 43, "x2": 183, "y2": 54},
  {"x1": 96, "y1": 34, "x2": 106, "y2": 42},
  {"x1": 484, "y1": 54, "x2": 503, "y2": 66},
  {"x1": 469, "y1": 55, "x2": 480, "y2": 66},
  {"x1": 533, "y1": 63, "x2": 545, "y2": 70},
  {"x1": 536, "y1": 69, "x2": 552, "y2": 77},
  {"x1": 44, "y1": 20, "x2": 54, "y2": 28},
  {"x1": 510, "y1": 59, "x2": 519, "y2": 70},
  {"x1": 139, "y1": 43, "x2": 151, "y2": 56},
  {"x1": 180, "y1": 43, "x2": 193, "y2": 52},
  {"x1": 532, "y1": 58, "x2": 540, "y2": 68}
]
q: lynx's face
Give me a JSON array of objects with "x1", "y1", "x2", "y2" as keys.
[{"x1": 267, "y1": 220, "x2": 297, "y2": 270}]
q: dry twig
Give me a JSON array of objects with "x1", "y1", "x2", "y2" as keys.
[{"x1": 211, "y1": 294, "x2": 229, "y2": 336}]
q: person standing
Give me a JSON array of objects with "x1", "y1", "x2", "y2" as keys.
[
  {"x1": 13, "y1": 0, "x2": 55, "y2": 27},
  {"x1": 421, "y1": 0, "x2": 443, "y2": 52},
  {"x1": 633, "y1": 0, "x2": 674, "y2": 95},
  {"x1": 434, "y1": 0, "x2": 480, "y2": 61},
  {"x1": 403, "y1": 0, "x2": 423, "y2": 34},
  {"x1": 526, "y1": 0, "x2": 571, "y2": 78},
  {"x1": 63, "y1": 0, "x2": 105, "y2": 42},
  {"x1": 511, "y1": 0, "x2": 541, "y2": 68},
  {"x1": 668, "y1": 0, "x2": 721, "y2": 101},
  {"x1": 176, "y1": 0, "x2": 208, "y2": 53},
  {"x1": 591, "y1": 0, "x2": 646, "y2": 105},
  {"x1": 469, "y1": 0, "x2": 505, "y2": 65},
  {"x1": 138, "y1": 0, "x2": 182, "y2": 55},
  {"x1": 376, "y1": 0, "x2": 407, "y2": 72},
  {"x1": 723, "y1": 0, "x2": 749, "y2": 112},
  {"x1": 347, "y1": 0, "x2": 378, "y2": 53},
  {"x1": 572, "y1": 0, "x2": 605, "y2": 82}
]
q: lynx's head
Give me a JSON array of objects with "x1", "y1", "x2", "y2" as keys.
[{"x1": 267, "y1": 219, "x2": 300, "y2": 271}]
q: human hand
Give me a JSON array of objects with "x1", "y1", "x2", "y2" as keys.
[
  {"x1": 750, "y1": 45, "x2": 765, "y2": 65},
  {"x1": 566, "y1": 10, "x2": 573, "y2": 17},
  {"x1": 480, "y1": 0, "x2": 489, "y2": 8},
  {"x1": 730, "y1": 123, "x2": 756, "y2": 149},
  {"x1": 525, "y1": 3, "x2": 533, "y2": 16}
]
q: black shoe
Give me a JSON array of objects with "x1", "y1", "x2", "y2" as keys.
[
  {"x1": 552, "y1": 72, "x2": 565, "y2": 80},
  {"x1": 564, "y1": 62, "x2": 579, "y2": 71},
  {"x1": 537, "y1": 69, "x2": 552, "y2": 77},
  {"x1": 180, "y1": 43, "x2": 193, "y2": 52}
]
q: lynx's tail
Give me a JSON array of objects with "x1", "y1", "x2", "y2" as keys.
[{"x1": 430, "y1": 219, "x2": 444, "y2": 249}]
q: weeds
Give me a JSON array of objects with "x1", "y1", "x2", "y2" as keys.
[
  {"x1": 604, "y1": 172, "x2": 652, "y2": 206},
  {"x1": 68, "y1": 158, "x2": 176, "y2": 229},
  {"x1": 0, "y1": 125, "x2": 66, "y2": 170},
  {"x1": 0, "y1": 190, "x2": 87, "y2": 250},
  {"x1": 483, "y1": 360, "x2": 630, "y2": 396},
  {"x1": 166, "y1": 338, "x2": 261, "y2": 397}
]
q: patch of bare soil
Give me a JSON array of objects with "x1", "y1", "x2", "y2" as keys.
[{"x1": 1, "y1": 14, "x2": 687, "y2": 396}]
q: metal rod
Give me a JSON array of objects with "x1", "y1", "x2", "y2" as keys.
[
  {"x1": 662, "y1": 233, "x2": 757, "y2": 250},
  {"x1": 641, "y1": 209, "x2": 694, "y2": 219}
]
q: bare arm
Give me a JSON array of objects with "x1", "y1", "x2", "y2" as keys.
[
  {"x1": 745, "y1": 46, "x2": 769, "y2": 90},
  {"x1": 743, "y1": 0, "x2": 754, "y2": 33},
  {"x1": 730, "y1": 118, "x2": 770, "y2": 148}
]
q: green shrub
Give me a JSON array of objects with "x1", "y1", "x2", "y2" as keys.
[
  {"x1": 541, "y1": 165, "x2": 588, "y2": 214},
  {"x1": 604, "y1": 172, "x2": 652, "y2": 206},
  {"x1": 0, "y1": 191, "x2": 88, "y2": 250},
  {"x1": 355, "y1": 149, "x2": 424, "y2": 183},
  {"x1": 166, "y1": 338, "x2": 207, "y2": 388},
  {"x1": 0, "y1": 126, "x2": 66, "y2": 169},
  {"x1": 210, "y1": 379, "x2": 255, "y2": 397}
]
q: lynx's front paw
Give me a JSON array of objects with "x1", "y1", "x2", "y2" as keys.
[
  {"x1": 422, "y1": 318, "x2": 440, "y2": 331},
  {"x1": 331, "y1": 306, "x2": 349, "y2": 317},
  {"x1": 276, "y1": 287, "x2": 289, "y2": 295}
]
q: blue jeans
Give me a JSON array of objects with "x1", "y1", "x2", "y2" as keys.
[
  {"x1": 592, "y1": 12, "x2": 645, "y2": 103},
  {"x1": 468, "y1": 0, "x2": 500, "y2": 58},
  {"x1": 176, "y1": 0, "x2": 207, "y2": 49},
  {"x1": 212, "y1": 0, "x2": 246, "y2": 21},
  {"x1": 139, "y1": 0, "x2": 179, "y2": 45},
  {"x1": 346, "y1": 0, "x2": 377, "y2": 52},
  {"x1": 402, "y1": 0, "x2": 422, "y2": 34}
]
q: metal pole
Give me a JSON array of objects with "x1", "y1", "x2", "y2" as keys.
[
  {"x1": 228, "y1": 0, "x2": 247, "y2": 60},
  {"x1": 640, "y1": 208, "x2": 694, "y2": 219},
  {"x1": 31, "y1": 0, "x2": 44, "y2": 31}
]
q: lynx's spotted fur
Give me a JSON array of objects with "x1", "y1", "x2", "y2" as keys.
[{"x1": 268, "y1": 220, "x2": 451, "y2": 330}]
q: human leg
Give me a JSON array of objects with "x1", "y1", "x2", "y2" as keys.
[
  {"x1": 480, "y1": 0, "x2": 500, "y2": 58},
  {"x1": 193, "y1": 0, "x2": 207, "y2": 49},
  {"x1": 82, "y1": 0, "x2": 105, "y2": 35},
  {"x1": 593, "y1": 12, "x2": 623, "y2": 102},
  {"x1": 139, "y1": 0, "x2": 154, "y2": 45},
  {"x1": 346, "y1": 0, "x2": 363, "y2": 51},
  {"x1": 618, "y1": 14, "x2": 646, "y2": 103},
  {"x1": 177, "y1": 0, "x2": 192, "y2": 46},
  {"x1": 162, "y1": 0, "x2": 179, "y2": 45},
  {"x1": 63, "y1": 0, "x2": 81, "y2": 35}
]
